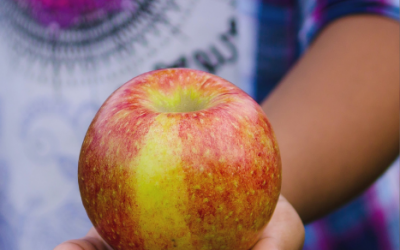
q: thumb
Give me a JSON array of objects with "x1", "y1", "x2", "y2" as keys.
[{"x1": 252, "y1": 195, "x2": 305, "y2": 250}]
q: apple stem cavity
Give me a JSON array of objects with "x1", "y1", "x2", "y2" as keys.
[{"x1": 145, "y1": 86, "x2": 213, "y2": 113}]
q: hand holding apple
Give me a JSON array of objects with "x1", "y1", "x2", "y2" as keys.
[
  {"x1": 78, "y1": 68, "x2": 282, "y2": 250},
  {"x1": 54, "y1": 196, "x2": 305, "y2": 250}
]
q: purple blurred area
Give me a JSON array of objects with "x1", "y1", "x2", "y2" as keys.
[{"x1": 12, "y1": 0, "x2": 132, "y2": 28}]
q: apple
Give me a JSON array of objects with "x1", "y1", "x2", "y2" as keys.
[{"x1": 78, "y1": 68, "x2": 281, "y2": 250}]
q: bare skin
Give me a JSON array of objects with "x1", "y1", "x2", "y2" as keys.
[
  {"x1": 262, "y1": 15, "x2": 399, "y2": 223},
  {"x1": 54, "y1": 196, "x2": 304, "y2": 250},
  {"x1": 55, "y1": 14, "x2": 399, "y2": 250}
]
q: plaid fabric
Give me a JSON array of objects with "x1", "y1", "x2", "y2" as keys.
[
  {"x1": 303, "y1": 160, "x2": 399, "y2": 250},
  {"x1": 240, "y1": 0, "x2": 399, "y2": 249}
]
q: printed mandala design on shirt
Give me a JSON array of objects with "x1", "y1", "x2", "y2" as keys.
[{"x1": 0, "y1": 0, "x2": 196, "y2": 86}]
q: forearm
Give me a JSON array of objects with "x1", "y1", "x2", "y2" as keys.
[{"x1": 261, "y1": 15, "x2": 399, "y2": 223}]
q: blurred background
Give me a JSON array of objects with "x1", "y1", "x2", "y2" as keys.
[{"x1": 0, "y1": 0, "x2": 398, "y2": 249}]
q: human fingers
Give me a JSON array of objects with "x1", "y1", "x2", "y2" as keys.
[{"x1": 54, "y1": 227, "x2": 112, "y2": 250}]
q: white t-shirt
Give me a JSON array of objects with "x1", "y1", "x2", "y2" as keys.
[{"x1": 0, "y1": 0, "x2": 258, "y2": 248}]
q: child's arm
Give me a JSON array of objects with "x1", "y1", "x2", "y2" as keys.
[{"x1": 262, "y1": 15, "x2": 399, "y2": 223}]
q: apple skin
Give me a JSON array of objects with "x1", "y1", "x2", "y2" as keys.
[{"x1": 78, "y1": 68, "x2": 281, "y2": 250}]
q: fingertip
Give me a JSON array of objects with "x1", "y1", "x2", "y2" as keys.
[
  {"x1": 54, "y1": 241, "x2": 85, "y2": 250},
  {"x1": 251, "y1": 238, "x2": 280, "y2": 250},
  {"x1": 53, "y1": 227, "x2": 110, "y2": 250}
]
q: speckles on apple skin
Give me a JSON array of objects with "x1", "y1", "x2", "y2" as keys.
[
  {"x1": 78, "y1": 68, "x2": 281, "y2": 250},
  {"x1": 177, "y1": 101, "x2": 281, "y2": 250},
  {"x1": 78, "y1": 92, "x2": 155, "y2": 249}
]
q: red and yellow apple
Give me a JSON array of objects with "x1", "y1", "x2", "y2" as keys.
[{"x1": 78, "y1": 68, "x2": 281, "y2": 250}]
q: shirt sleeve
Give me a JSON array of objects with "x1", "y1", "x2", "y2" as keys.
[{"x1": 298, "y1": 0, "x2": 400, "y2": 50}]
